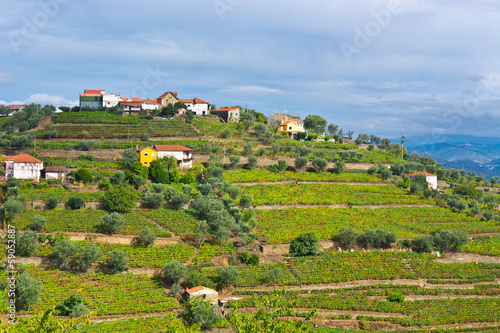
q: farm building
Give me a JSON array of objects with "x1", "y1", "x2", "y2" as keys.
[
  {"x1": 406, "y1": 171, "x2": 438, "y2": 190},
  {"x1": 210, "y1": 107, "x2": 240, "y2": 123},
  {"x1": 3, "y1": 154, "x2": 43, "y2": 181},
  {"x1": 44, "y1": 166, "x2": 70, "y2": 181},
  {"x1": 186, "y1": 286, "x2": 218, "y2": 304}
]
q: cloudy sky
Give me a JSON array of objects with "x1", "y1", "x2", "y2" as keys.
[{"x1": 1, "y1": 0, "x2": 500, "y2": 138}]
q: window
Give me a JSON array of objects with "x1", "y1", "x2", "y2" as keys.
[
  {"x1": 152, "y1": 153, "x2": 155, "y2": 156},
  {"x1": 144, "y1": 153, "x2": 148, "y2": 156},
  {"x1": 144, "y1": 162, "x2": 147, "y2": 165}
]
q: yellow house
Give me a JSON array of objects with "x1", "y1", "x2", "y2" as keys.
[
  {"x1": 156, "y1": 91, "x2": 179, "y2": 107},
  {"x1": 137, "y1": 147, "x2": 158, "y2": 167},
  {"x1": 276, "y1": 120, "x2": 304, "y2": 139}
]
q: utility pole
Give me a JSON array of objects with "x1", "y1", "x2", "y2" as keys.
[{"x1": 400, "y1": 134, "x2": 405, "y2": 160}]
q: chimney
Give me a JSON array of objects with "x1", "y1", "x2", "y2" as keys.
[{"x1": 285, "y1": 115, "x2": 288, "y2": 121}]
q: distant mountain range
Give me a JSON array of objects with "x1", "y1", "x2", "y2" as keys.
[{"x1": 392, "y1": 135, "x2": 500, "y2": 179}]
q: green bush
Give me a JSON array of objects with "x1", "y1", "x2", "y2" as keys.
[
  {"x1": 75, "y1": 169, "x2": 93, "y2": 183},
  {"x1": 290, "y1": 232, "x2": 319, "y2": 256},
  {"x1": 67, "y1": 196, "x2": 84, "y2": 210},
  {"x1": 387, "y1": 293, "x2": 405, "y2": 303},
  {"x1": 47, "y1": 197, "x2": 58, "y2": 209}
]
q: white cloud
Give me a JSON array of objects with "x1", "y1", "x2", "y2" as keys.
[{"x1": 0, "y1": 94, "x2": 77, "y2": 107}]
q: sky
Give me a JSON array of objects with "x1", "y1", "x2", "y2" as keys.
[{"x1": 1, "y1": 0, "x2": 500, "y2": 140}]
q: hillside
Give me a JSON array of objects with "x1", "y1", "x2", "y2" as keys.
[{"x1": 1, "y1": 112, "x2": 500, "y2": 332}]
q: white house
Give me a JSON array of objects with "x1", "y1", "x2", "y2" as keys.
[
  {"x1": 152, "y1": 145, "x2": 194, "y2": 169},
  {"x1": 3, "y1": 154, "x2": 43, "y2": 181},
  {"x1": 179, "y1": 98, "x2": 211, "y2": 115},
  {"x1": 103, "y1": 93, "x2": 122, "y2": 108},
  {"x1": 211, "y1": 107, "x2": 241, "y2": 123},
  {"x1": 406, "y1": 171, "x2": 438, "y2": 190},
  {"x1": 45, "y1": 166, "x2": 70, "y2": 181},
  {"x1": 186, "y1": 286, "x2": 218, "y2": 304}
]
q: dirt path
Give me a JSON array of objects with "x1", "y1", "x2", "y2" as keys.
[
  {"x1": 254, "y1": 204, "x2": 436, "y2": 210},
  {"x1": 39, "y1": 231, "x2": 179, "y2": 245},
  {"x1": 233, "y1": 278, "x2": 500, "y2": 293},
  {"x1": 435, "y1": 252, "x2": 500, "y2": 264},
  {"x1": 28, "y1": 115, "x2": 52, "y2": 132}
]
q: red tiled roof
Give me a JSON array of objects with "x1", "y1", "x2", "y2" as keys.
[
  {"x1": 131, "y1": 97, "x2": 143, "y2": 102},
  {"x1": 153, "y1": 145, "x2": 193, "y2": 152},
  {"x1": 7, "y1": 104, "x2": 24, "y2": 110},
  {"x1": 4, "y1": 154, "x2": 43, "y2": 163},
  {"x1": 186, "y1": 286, "x2": 217, "y2": 294},
  {"x1": 193, "y1": 98, "x2": 208, "y2": 104},
  {"x1": 84, "y1": 89, "x2": 105, "y2": 94},
  {"x1": 272, "y1": 114, "x2": 303, "y2": 123},
  {"x1": 179, "y1": 99, "x2": 194, "y2": 104},
  {"x1": 407, "y1": 171, "x2": 437, "y2": 177},
  {"x1": 157, "y1": 91, "x2": 178, "y2": 100},
  {"x1": 120, "y1": 97, "x2": 128, "y2": 101},
  {"x1": 144, "y1": 99, "x2": 160, "y2": 105},
  {"x1": 212, "y1": 108, "x2": 240, "y2": 112}
]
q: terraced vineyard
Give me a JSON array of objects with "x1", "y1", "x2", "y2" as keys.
[
  {"x1": 2, "y1": 266, "x2": 178, "y2": 316},
  {"x1": 241, "y1": 183, "x2": 430, "y2": 206},
  {"x1": 137, "y1": 208, "x2": 199, "y2": 238},
  {"x1": 225, "y1": 170, "x2": 385, "y2": 183},
  {"x1": 34, "y1": 120, "x2": 199, "y2": 139},
  {"x1": 464, "y1": 235, "x2": 500, "y2": 257},
  {"x1": 35, "y1": 242, "x2": 195, "y2": 267},
  {"x1": 233, "y1": 285, "x2": 500, "y2": 327},
  {"x1": 13, "y1": 210, "x2": 170, "y2": 236},
  {"x1": 254, "y1": 206, "x2": 494, "y2": 243},
  {"x1": 20, "y1": 186, "x2": 105, "y2": 202}
]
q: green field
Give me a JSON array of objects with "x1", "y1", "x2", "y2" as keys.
[
  {"x1": 225, "y1": 170, "x2": 385, "y2": 183},
  {"x1": 255, "y1": 206, "x2": 494, "y2": 243},
  {"x1": 12, "y1": 210, "x2": 170, "y2": 236},
  {"x1": 241, "y1": 183, "x2": 430, "y2": 206}
]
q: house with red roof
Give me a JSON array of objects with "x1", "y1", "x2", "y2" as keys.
[
  {"x1": 268, "y1": 114, "x2": 305, "y2": 139},
  {"x1": 185, "y1": 286, "x2": 218, "y2": 304},
  {"x1": 118, "y1": 101, "x2": 142, "y2": 115},
  {"x1": 6, "y1": 104, "x2": 25, "y2": 116},
  {"x1": 3, "y1": 154, "x2": 43, "y2": 181},
  {"x1": 157, "y1": 92, "x2": 179, "y2": 106},
  {"x1": 80, "y1": 89, "x2": 105, "y2": 108},
  {"x1": 179, "y1": 98, "x2": 211, "y2": 115},
  {"x1": 211, "y1": 107, "x2": 240, "y2": 123},
  {"x1": 405, "y1": 171, "x2": 438, "y2": 190}
]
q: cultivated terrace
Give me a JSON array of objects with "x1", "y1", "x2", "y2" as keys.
[{"x1": 0, "y1": 106, "x2": 499, "y2": 332}]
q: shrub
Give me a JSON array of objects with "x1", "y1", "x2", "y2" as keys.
[
  {"x1": 103, "y1": 185, "x2": 139, "y2": 213},
  {"x1": 294, "y1": 156, "x2": 308, "y2": 171},
  {"x1": 312, "y1": 157, "x2": 327, "y2": 172},
  {"x1": 56, "y1": 293, "x2": 90, "y2": 317},
  {"x1": 358, "y1": 229, "x2": 397, "y2": 249},
  {"x1": 387, "y1": 293, "x2": 405, "y2": 303},
  {"x1": 100, "y1": 212, "x2": 125, "y2": 234},
  {"x1": 73, "y1": 243, "x2": 102, "y2": 272},
  {"x1": 335, "y1": 227, "x2": 357, "y2": 250},
  {"x1": 433, "y1": 230, "x2": 468, "y2": 252},
  {"x1": 138, "y1": 227, "x2": 156, "y2": 247},
  {"x1": 16, "y1": 230, "x2": 39, "y2": 257},
  {"x1": 6, "y1": 177, "x2": 20, "y2": 188},
  {"x1": 68, "y1": 196, "x2": 84, "y2": 210},
  {"x1": 216, "y1": 266, "x2": 239, "y2": 287},
  {"x1": 145, "y1": 192, "x2": 165, "y2": 209},
  {"x1": 413, "y1": 235, "x2": 434, "y2": 253},
  {"x1": 247, "y1": 254, "x2": 260, "y2": 266},
  {"x1": 162, "y1": 261, "x2": 187, "y2": 285},
  {"x1": 110, "y1": 171, "x2": 126, "y2": 185},
  {"x1": 75, "y1": 169, "x2": 93, "y2": 183},
  {"x1": 106, "y1": 251, "x2": 129, "y2": 274},
  {"x1": 290, "y1": 232, "x2": 319, "y2": 256},
  {"x1": 47, "y1": 198, "x2": 58, "y2": 209},
  {"x1": 29, "y1": 215, "x2": 47, "y2": 232},
  {"x1": 15, "y1": 271, "x2": 42, "y2": 311}
]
